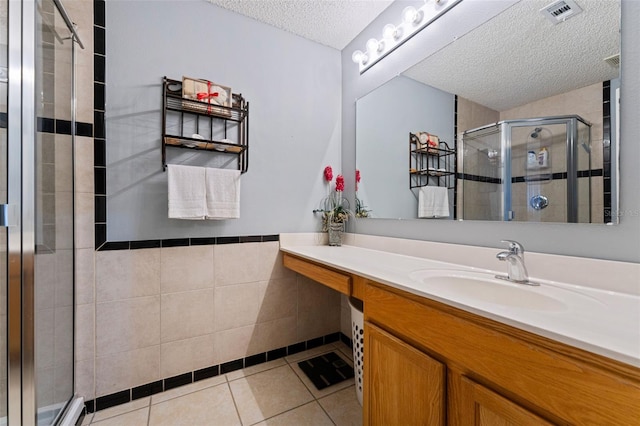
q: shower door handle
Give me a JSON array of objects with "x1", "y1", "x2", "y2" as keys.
[{"x1": 0, "y1": 204, "x2": 17, "y2": 227}]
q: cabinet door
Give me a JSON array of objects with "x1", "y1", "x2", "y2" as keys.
[
  {"x1": 364, "y1": 322, "x2": 445, "y2": 425},
  {"x1": 459, "y1": 376, "x2": 553, "y2": 426}
]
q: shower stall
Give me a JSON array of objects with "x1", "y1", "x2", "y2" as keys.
[
  {"x1": 459, "y1": 115, "x2": 592, "y2": 223},
  {"x1": 2, "y1": 0, "x2": 84, "y2": 424}
]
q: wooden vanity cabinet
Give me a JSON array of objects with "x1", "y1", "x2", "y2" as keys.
[
  {"x1": 280, "y1": 254, "x2": 640, "y2": 425},
  {"x1": 363, "y1": 280, "x2": 640, "y2": 425}
]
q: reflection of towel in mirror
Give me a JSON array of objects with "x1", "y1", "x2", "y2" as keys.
[
  {"x1": 167, "y1": 164, "x2": 206, "y2": 220},
  {"x1": 418, "y1": 187, "x2": 449, "y2": 218},
  {"x1": 205, "y1": 168, "x2": 241, "y2": 219}
]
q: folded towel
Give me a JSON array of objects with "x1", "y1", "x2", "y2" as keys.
[
  {"x1": 418, "y1": 186, "x2": 450, "y2": 219},
  {"x1": 205, "y1": 168, "x2": 241, "y2": 219},
  {"x1": 167, "y1": 164, "x2": 206, "y2": 220}
]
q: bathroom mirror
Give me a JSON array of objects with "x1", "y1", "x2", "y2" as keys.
[{"x1": 355, "y1": 0, "x2": 620, "y2": 224}]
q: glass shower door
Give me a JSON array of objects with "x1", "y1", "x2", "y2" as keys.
[
  {"x1": 1, "y1": 0, "x2": 7, "y2": 422},
  {"x1": 506, "y1": 121, "x2": 569, "y2": 222},
  {"x1": 1, "y1": 0, "x2": 77, "y2": 424},
  {"x1": 34, "y1": 0, "x2": 75, "y2": 423}
]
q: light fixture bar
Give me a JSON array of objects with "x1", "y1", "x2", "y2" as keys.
[{"x1": 353, "y1": 0, "x2": 463, "y2": 74}]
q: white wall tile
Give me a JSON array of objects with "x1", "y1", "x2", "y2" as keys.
[
  {"x1": 96, "y1": 346, "x2": 161, "y2": 397},
  {"x1": 161, "y1": 245, "x2": 214, "y2": 293},
  {"x1": 96, "y1": 249, "x2": 160, "y2": 302},
  {"x1": 76, "y1": 303, "x2": 94, "y2": 362},
  {"x1": 214, "y1": 243, "x2": 262, "y2": 286},
  {"x1": 75, "y1": 247, "x2": 95, "y2": 305},
  {"x1": 160, "y1": 334, "x2": 215, "y2": 378},
  {"x1": 161, "y1": 289, "x2": 214, "y2": 342},
  {"x1": 96, "y1": 296, "x2": 160, "y2": 357},
  {"x1": 296, "y1": 276, "x2": 340, "y2": 342}
]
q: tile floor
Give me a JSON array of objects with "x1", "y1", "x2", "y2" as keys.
[{"x1": 80, "y1": 342, "x2": 362, "y2": 426}]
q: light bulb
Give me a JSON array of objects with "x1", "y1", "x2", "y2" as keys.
[
  {"x1": 382, "y1": 24, "x2": 399, "y2": 40},
  {"x1": 352, "y1": 50, "x2": 364, "y2": 64},
  {"x1": 402, "y1": 6, "x2": 423, "y2": 25},
  {"x1": 366, "y1": 38, "x2": 382, "y2": 54}
]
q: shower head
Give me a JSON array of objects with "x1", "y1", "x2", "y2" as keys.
[{"x1": 530, "y1": 127, "x2": 543, "y2": 138}]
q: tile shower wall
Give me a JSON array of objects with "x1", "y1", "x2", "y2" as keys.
[{"x1": 89, "y1": 242, "x2": 340, "y2": 398}]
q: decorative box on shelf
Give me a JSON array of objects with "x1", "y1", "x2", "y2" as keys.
[{"x1": 181, "y1": 76, "x2": 232, "y2": 117}]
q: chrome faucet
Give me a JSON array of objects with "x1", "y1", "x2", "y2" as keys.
[{"x1": 496, "y1": 240, "x2": 539, "y2": 286}]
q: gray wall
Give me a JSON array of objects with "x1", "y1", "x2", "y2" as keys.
[
  {"x1": 356, "y1": 76, "x2": 454, "y2": 219},
  {"x1": 106, "y1": 1, "x2": 342, "y2": 241},
  {"x1": 342, "y1": 0, "x2": 640, "y2": 263}
]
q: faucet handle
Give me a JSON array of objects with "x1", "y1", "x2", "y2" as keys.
[{"x1": 501, "y1": 240, "x2": 524, "y2": 256}]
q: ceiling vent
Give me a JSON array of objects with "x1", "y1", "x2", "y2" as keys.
[
  {"x1": 540, "y1": 0, "x2": 583, "y2": 24},
  {"x1": 604, "y1": 53, "x2": 620, "y2": 68}
]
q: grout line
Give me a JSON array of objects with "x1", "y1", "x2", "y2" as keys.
[{"x1": 225, "y1": 381, "x2": 244, "y2": 425}]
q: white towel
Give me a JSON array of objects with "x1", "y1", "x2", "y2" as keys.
[
  {"x1": 205, "y1": 168, "x2": 241, "y2": 219},
  {"x1": 167, "y1": 164, "x2": 206, "y2": 220},
  {"x1": 418, "y1": 187, "x2": 450, "y2": 218}
]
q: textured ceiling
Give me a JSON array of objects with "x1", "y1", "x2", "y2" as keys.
[
  {"x1": 403, "y1": 0, "x2": 621, "y2": 111},
  {"x1": 205, "y1": 0, "x2": 393, "y2": 50},
  {"x1": 205, "y1": 0, "x2": 620, "y2": 111}
]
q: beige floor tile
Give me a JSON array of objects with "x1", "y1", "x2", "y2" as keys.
[
  {"x1": 91, "y1": 397, "x2": 150, "y2": 423},
  {"x1": 335, "y1": 341, "x2": 355, "y2": 361},
  {"x1": 226, "y1": 358, "x2": 287, "y2": 382},
  {"x1": 254, "y1": 401, "x2": 334, "y2": 426},
  {"x1": 229, "y1": 365, "x2": 313, "y2": 425},
  {"x1": 149, "y1": 383, "x2": 240, "y2": 426},
  {"x1": 318, "y1": 386, "x2": 363, "y2": 426},
  {"x1": 91, "y1": 407, "x2": 149, "y2": 426},
  {"x1": 151, "y1": 374, "x2": 228, "y2": 405},
  {"x1": 284, "y1": 343, "x2": 336, "y2": 364}
]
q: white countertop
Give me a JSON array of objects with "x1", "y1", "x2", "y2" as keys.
[{"x1": 281, "y1": 243, "x2": 640, "y2": 368}]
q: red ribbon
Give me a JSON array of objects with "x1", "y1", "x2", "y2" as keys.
[{"x1": 195, "y1": 81, "x2": 219, "y2": 113}]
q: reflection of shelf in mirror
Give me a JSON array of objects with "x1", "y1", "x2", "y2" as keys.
[
  {"x1": 410, "y1": 168, "x2": 454, "y2": 177},
  {"x1": 164, "y1": 136, "x2": 246, "y2": 154},
  {"x1": 412, "y1": 147, "x2": 455, "y2": 156}
]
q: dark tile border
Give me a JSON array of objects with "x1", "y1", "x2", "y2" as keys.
[
  {"x1": 96, "y1": 234, "x2": 280, "y2": 252},
  {"x1": 453, "y1": 94, "x2": 458, "y2": 220},
  {"x1": 84, "y1": 331, "x2": 351, "y2": 414},
  {"x1": 602, "y1": 81, "x2": 612, "y2": 223}
]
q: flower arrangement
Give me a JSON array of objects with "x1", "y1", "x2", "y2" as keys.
[{"x1": 314, "y1": 165, "x2": 352, "y2": 232}]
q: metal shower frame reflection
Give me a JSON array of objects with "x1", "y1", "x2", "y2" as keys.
[{"x1": 460, "y1": 115, "x2": 592, "y2": 223}]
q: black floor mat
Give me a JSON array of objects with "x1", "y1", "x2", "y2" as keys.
[{"x1": 297, "y1": 352, "x2": 355, "y2": 390}]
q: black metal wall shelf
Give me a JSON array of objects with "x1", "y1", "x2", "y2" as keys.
[
  {"x1": 162, "y1": 76, "x2": 249, "y2": 172},
  {"x1": 409, "y1": 132, "x2": 456, "y2": 189}
]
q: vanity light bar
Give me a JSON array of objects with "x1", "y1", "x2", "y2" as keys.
[{"x1": 352, "y1": 0, "x2": 463, "y2": 74}]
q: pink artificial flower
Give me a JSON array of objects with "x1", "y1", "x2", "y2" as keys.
[
  {"x1": 355, "y1": 169, "x2": 361, "y2": 191},
  {"x1": 335, "y1": 175, "x2": 344, "y2": 192},
  {"x1": 324, "y1": 166, "x2": 333, "y2": 182}
]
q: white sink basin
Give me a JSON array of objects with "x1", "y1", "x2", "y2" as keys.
[{"x1": 408, "y1": 269, "x2": 602, "y2": 312}]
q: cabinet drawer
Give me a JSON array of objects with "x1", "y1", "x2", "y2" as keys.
[{"x1": 283, "y1": 253, "x2": 351, "y2": 295}]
